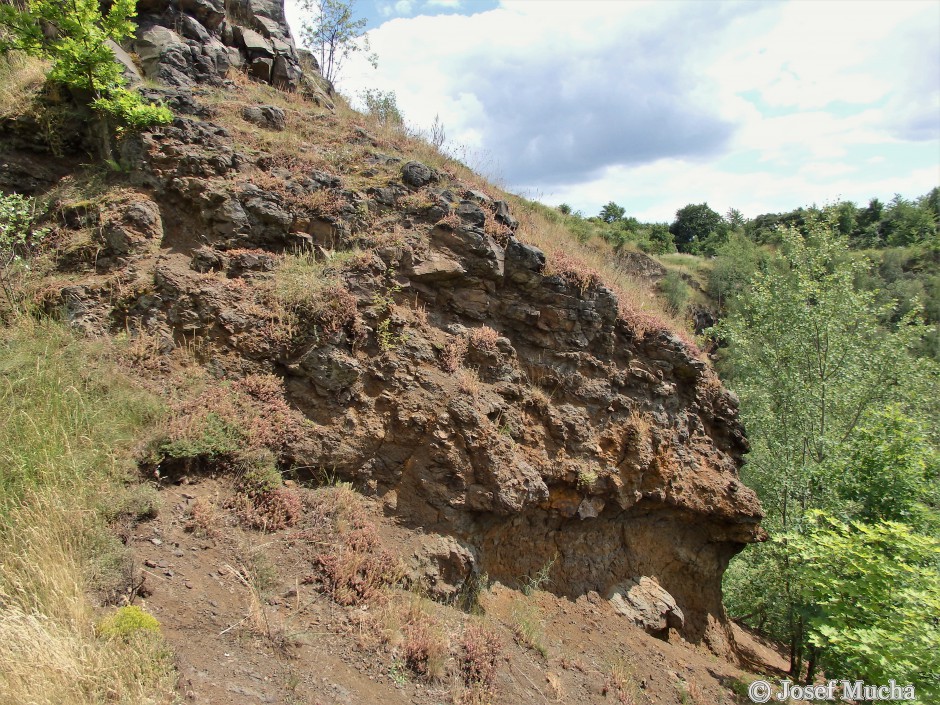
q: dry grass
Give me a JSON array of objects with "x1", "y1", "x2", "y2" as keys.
[
  {"x1": 0, "y1": 52, "x2": 48, "y2": 118},
  {"x1": 263, "y1": 250, "x2": 360, "y2": 341},
  {"x1": 457, "y1": 367, "x2": 482, "y2": 399},
  {"x1": 0, "y1": 318, "x2": 175, "y2": 705},
  {"x1": 507, "y1": 197, "x2": 700, "y2": 350},
  {"x1": 301, "y1": 485, "x2": 405, "y2": 606},
  {"x1": 604, "y1": 656, "x2": 644, "y2": 705}
]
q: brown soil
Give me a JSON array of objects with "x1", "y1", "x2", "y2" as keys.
[{"x1": 133, "y1": 476, "x2": 781, "y2": 705}]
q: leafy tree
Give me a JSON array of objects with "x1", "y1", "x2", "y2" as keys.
[
  {"x1": 725, "y1": 207, "x2": 746, "y2": 231},
  {"x1": 0, "y1": 0, "x2": 171, "y2": 157},
  {"x1": 557, "y1": 203, "x2": 572, "y2": 215},
  {"x1": 599, "y1": 201, "x2": 625, "y2": 223},
  {"x1": 880, "y1": 194, "x2": 938, "y2": 247},
  {"x1": 670, "y1": 202, "x2": 722, "y2": 253},
  {"x1": 831, "y1": 406, "x2": 939, "y2": 528},
  {"x1": 300, "y1": 0, "x2": 376, "y2": 85},
  {"x1": 789, "y1": 512, "x2": 940, "y2": 700},
  {"x1": 645, "y1": 223, "x2": 676, "y2": 254},
  {"x1": 707, "y1": 231, "x2": 765, "y2": 308},
  {"x1": 358, "y1": 88, "x2": 402, "y2": 127},
  {"x1": 715, "y1": 213, "x2": 938, "y2": 675}
]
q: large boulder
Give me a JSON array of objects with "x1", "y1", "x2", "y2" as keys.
[{"x1": 607, "y1": 577, "x2": 685, "y2": 637}]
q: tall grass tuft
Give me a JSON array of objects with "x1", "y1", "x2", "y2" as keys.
[{"x1": 0, "y1": 317, "x2": 175, "y2": 705}]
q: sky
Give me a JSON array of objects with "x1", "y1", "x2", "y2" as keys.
[{"x1": 283, "y1": 0, "x2": 940, "y2": 223}]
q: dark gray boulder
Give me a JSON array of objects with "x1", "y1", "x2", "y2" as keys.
[{"x1": 241, "y1": 105, "x2": 286, "y2": 131}]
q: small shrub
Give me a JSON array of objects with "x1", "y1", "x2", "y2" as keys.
[
  {"x1": 401, "y1": 608, "x2": 448, "y2": 681},
  {"x1": 185, "y1": 497, "x2": 222, "y2": 538},
  {"x1": 96, "y1": 605, "x2": 160, "y2": 640},
  {"x1": 158, "y1": 374, "x2": 307, "y2": 464},
  {"x1": 359, "y1": 88, "x2": 403, "y2": 127},
  {"x1": 576, "y1": 468, "x2": 598, "y2": 491},
  {"x1": 267, "y1": 251, "x2": 358, "y2": 335},
  {"x1": 467, "y1": 325, "x2": 499, "y2": 353},
  {"x1": 459, "y1": 623, "x2": 502, "y2": 689},
  {"x1": 659, "y1": 271, "x2": 691, "y2": 316},
  {"x1": 604, "y1": 656, "x2": 642, "y2": 705},
  {"x1": 232, "y1": 451, "x2": 301, "y2": 531},
  {"x1": 440, "y1": 335, "x2": 468, "y2": 373}
]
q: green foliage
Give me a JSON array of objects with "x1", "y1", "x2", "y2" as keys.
[
  {"x1": 359, "y1": 88, "x2": 403, "y2": 127},
  {"x1": 92, "y1": 87, "x2": 172, "y2": 134},
  {"x1": 716, "y1": 214, "x2": 940, "y2": 678},
  {"x1": 659, "y1": 271, "x2": 690, "y2": 316},
  {"x1": 96, "y1": 605, "x2": 161, "y2": 640},
  {"x1": 0, "y1": 192, "x2": 48, "y2": 314},
  {"x1": 599, "y1": 201, "x2": 625, "y2": 223},
  {"x1": 670, "y1": 202, "x2": 723, "y2": 253},
  {"x1": 789, "y1": 512, "x2": 940, "y2": 700},
  {"x1": 715, "y1": 216, "x2": 930, "y2": 531},
  {"x1": 831, "y1": 406, "x2": 939, "y2": 528},
  {"x1": 0, "y1": 0, "x2": 171, "y2": 146},
  {"x1": 157, "y1": 411, "x2": 242, "y2": 460},
  {"x1": 300, "y1": 0, "x2": 376, "y2": 84},
  {"x1": 0, "y1": 193, "x2": 40, "y2": 255},
  {"x1": 706, "y1": 231, "x2": 765, "y2": 308}
]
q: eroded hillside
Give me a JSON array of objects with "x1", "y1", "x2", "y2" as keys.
[{"x1": 0, "y1": 2, "x2": 770, "y2": 701}]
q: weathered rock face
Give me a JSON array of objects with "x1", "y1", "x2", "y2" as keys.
[
  {"x1": 127, "y1": 0, "x2": 325, "y2": 97},
  {"x1": 13, "y1": 0, "x2": 764, "y2": 655},
  {"x1": 39, "y1": 104, "x2": 766, "y2": 653}
]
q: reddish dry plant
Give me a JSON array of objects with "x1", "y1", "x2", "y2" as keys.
[
  {"x1": 313, "y1": 282, "x2": 359, "y2": 334},
  {"x1": 467, "y1": 325, "x2": 499, "y2": 353},
  {"x1": 435, "y1": 211, "x2": 462, "y2": 230},
  {"x1": 608, "y1": 281, "x2": 703, "y2": 355},
  {"x1": 301, "y1": 494, "x2": 403, "y2": 606},
  {"x1": 482, "y1": 211, "x2": 513, "y2": 245},
  {"x1": 440, "y1": 335, "x2": 469, "y2": 373},
  {"x1": 184, "y1": 497, "x2": 222, "y2": 538},
  {"x1": 163, "y1": 373, "x2": 307, "y2": 458},
  {"x1": 544, "y1": 249, "x2": 602, "y2": 293},
  {"x1": 234, "y1": 487, "x2": 302, "y2": 531},
  {"x1": 401, "y1": 614, "x2": 448, "y2": 681},
  {"x1": 459, "y1": 624, "x2": 502, "y2": 690},
  {"x1": 246, "y1": 169, "x2": 347, "y2": 216}
]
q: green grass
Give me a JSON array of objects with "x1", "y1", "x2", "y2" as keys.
[
  {"x1": 0, "y1": 316, "x2": 176, "y2": 705},
  {"x1": 0, "y1": 317, "x2": 163, "y2": 506}
]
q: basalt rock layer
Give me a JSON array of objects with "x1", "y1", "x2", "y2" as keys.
[{"x1": 0, "y1": 2, "x2": 763, "y2": 657}]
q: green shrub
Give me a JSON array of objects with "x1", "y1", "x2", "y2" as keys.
[
  {"x1": 0, "y1": 0, "x2": 172, "y2": 156},
  {"x1": 659, "y1": 271, "x2": 691, "y2": 316},
  {"x1": 96, "y1": 605, "x2": 160, "y2": 640}
]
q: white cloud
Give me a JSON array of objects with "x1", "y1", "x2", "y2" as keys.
[
  {"x1": 425, "y1": 0, "x2": 461, "y2": 7},
  {"x1": 285, "y1": 0, "x2": 939, "y2": 220},
  {"x1": 377, "y1": 0, "x2": 415, "y2": 17}
]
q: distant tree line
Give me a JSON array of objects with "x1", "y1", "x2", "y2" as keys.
[{"x1": 556, "y1": 187, "x2": 939, "y2": 258}]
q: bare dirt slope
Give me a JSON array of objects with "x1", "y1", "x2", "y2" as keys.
[{"x1": 133, "y1": 476, "x2": 775, "y2": 705}]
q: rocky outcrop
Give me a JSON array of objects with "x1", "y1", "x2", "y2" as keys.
[
  {"x1": 127, "y1": 0, "x2": 330, "y2": 99},
  {"x1": 16, "y1": 0, "x2": 764, "y2": 654},
  {"x1": 48, "y1": 109, "x2": 765, "y2": 652}
]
